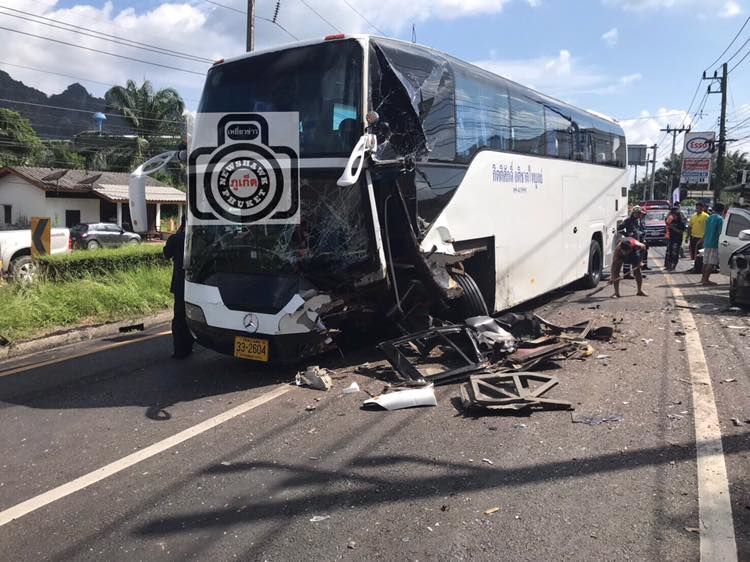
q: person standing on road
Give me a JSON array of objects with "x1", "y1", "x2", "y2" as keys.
[
  {"x1": 164, "y1": 216, "x2": 194, "y2": 358},
  {"x1": 610, "y1": 237, "x2": 648, "y2": 298},
  {"x1": 619, "y1": 206, "x2": 649, "y2": 277},
  {"x1": 688, "y1": 201, "x2": 709, "y2": 260},
  {"x1": 701, "y1": 202, "x2": 725, "y2": 286},
  {"x1": 665, "y1": 206, "x2": 687, "y2": 270}
]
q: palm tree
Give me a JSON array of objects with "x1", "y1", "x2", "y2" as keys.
[{"x1": 103, "y1": 80, "x2": 186, "y2": 167}]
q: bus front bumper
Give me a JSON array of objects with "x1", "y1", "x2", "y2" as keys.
[{"x1": 187, "y1": 318, "x2": 335, "y2": 365}]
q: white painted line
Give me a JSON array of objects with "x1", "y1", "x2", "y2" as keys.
[
  {"x1": 666, "y1": 273, "x2": 737, "y2": 562},
  {"x1": 0, "y1": 384, "x2": 291, "y2": 527}
]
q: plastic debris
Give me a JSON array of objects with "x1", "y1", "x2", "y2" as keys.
[
  {"x1": 305, "y1": 404, "x2": 317, "y2": 411},
  {"x1": 731, "y1": 417, "x2": 742, "y2": 427},
  {"x1": 347, "y1": 541, "x2": 357, "y2": 549},
  {"x1": 342, "y1": 382, "x2": 360, "y2": 394},
  {"x1": 481, "y1": 458, "x2": 494, "y2": 465},
  {"x1": 363, "y1": 384, "x2": 437, "y2": 410},
  {"x1": 295, "y1": 366, "x2": 333, "y2": 391},
  {"x1": 641, "y1": 338, "x2": 654, "y2": 345},
  {"x1": 513, "y1": 423, "x2": 527, "y2": 429},
  {"x1": 721, "y1": 378, "x2": 737, "y2": 383},
  {"x1": 309, "y1": 515, "x2": 330, "y2": 522},
  {"x1": 685, "y1": 527, "x2": 700, "y2": 534},
  {"x1": 483, "y1": 507, "x2": 500, "y2": 515},
  {"x1": 727, "y1": 326, "x2": 746, "y2": 329},
  {"x1": 596, "y1": 354, "x2": 611, "y2": 360}
]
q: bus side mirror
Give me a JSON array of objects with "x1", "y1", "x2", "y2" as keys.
[{"x1": 129, "y1": 151, "x2": 178, "y2": 234}]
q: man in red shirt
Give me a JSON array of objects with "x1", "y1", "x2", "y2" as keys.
[{"x1": 610, "y1": 237, "x2": 648, "y2": 298}]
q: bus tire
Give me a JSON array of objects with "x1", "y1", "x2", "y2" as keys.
[
  {"x1": 581, "y1": 239, "x2": 603, "y2": 289},
  {"x1": 452, "y1": 271, "x2": 489, "y2": 319}
]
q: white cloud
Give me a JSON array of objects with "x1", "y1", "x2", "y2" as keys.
[
  {"x1": 605, "y1": 0, "x2": 744, "y2": 16},
  {"x1": 0, "y1": 0, "x2": 545, "y2": 105},
  {"x1": 620, "y1": 73, "x2": 642, "y2": 84},
  {"x1": 719, "y1": 0, "x2": 742, "y2": 16},
  {"x1": 474, "y1": 49, "x2": 641, "y2": 98},
  {"x1": 601, "y1": 27, "x2": 619, "y2": 46},
  {"x1": 527, "y1": 0, "x2": 541, "y2": 6}
]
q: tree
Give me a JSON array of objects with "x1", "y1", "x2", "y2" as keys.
[
  {"x1": 101, "y1": 80, "x2": 186, "y2": 171},
  {"x1": 105, "y1": 80, "x2": 185, "y2": 139},
  {"x1": 38, "y1": 140, "x2": 86, "y2": 169},
  {"x1": 0, "y1": 108, "x2": 44, "y2": 166}
]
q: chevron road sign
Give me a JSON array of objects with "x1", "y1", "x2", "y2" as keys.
[{"x1": 30, "y1": 217, "x2": 51, "y2": 258}]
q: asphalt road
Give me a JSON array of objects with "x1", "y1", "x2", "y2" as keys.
[{"x1": 0, "y1": 249, "x2": 748, "y2": 561}]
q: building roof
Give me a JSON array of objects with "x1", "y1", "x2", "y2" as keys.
[
  {"x1": 0, "y1": 166, "x2": 185, "y2": 204},
  {"x1": 95, "y1": 184, "x2": 186, "y2": 204}
]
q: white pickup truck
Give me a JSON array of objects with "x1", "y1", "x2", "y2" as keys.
[
  {"x1": 0, "y1": 228, "x2": 71, "y2": 282},
  {"x1": 719, "y1": 206, "x2": 750, "y2": 275}
]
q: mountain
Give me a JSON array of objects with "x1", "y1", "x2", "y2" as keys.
[{"x1": 0, "y1": 71, "x2": 134, "y2": 139}]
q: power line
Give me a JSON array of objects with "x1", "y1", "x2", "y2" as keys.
[
  {"x1": 0, "y1": 97, "x2": 187, "y2": 125},
  {"x1": 0, "y1": 6, "x2": 212, "y2": 63},
  {"x1": 0, "y1": 26, "x2": 206, "y2": 75},
  {"x1": 0, "y1": 60, "x2": 202, "y2": 104},
  {"x1": 729, "y1": 46, "x2": 750, "y2": 73},
  {"x1": 298, "y1": 0, "x2": 341, "y2": 33},
  {"x1": 704, "y1": 15, "x2": 750, "y2": 72},
  {"x1": 340, "y1": 0, "x2": 386, "y2": 35},
  {"x1": 202, "y1": 0, "x2": 299, "y2": 40}
]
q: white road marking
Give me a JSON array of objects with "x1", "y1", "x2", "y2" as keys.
[
  {"x1": 0, "y1": 330, "x2": 172, "y2": 378},
  {"x1": 0, "y1": 384, "x2": 291, "y2": 527},
  {"x1": 666, "y1": 273, "x2": 737, "y2": 562}
]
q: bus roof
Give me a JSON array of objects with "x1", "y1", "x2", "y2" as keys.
[{"x1": 216, "y1": 35, "x2": 622, "y2": 132}]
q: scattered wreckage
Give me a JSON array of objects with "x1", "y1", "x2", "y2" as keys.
[{"x1": 297, "y1": 311, "x2": 614, "y2": 416}]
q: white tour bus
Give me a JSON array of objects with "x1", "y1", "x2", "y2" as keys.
[{"x1": 130, "y1": 35, "x2": 628, "y2": 364}]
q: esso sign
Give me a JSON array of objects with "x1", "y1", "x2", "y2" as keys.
[{"x1": 686, "y1": 137, "x2": 711, "y2": 154}]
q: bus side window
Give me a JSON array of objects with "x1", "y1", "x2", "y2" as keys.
[
  {"x1": 544, "y1": 107, "x2": 573, "y2": 160},
  {"x1": 508, "y1": 86, "x2": 545, "y2": 156}
]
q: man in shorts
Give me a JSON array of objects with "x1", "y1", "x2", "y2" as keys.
[
  {"x1": 701, "y1": 202, "x2": 725, "y2": 286},
  {"x1": 611, "y1": 237, "x2": 648, "y2": 298}
]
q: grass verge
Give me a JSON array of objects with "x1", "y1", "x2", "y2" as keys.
[{"x1": 0, "y1": 265, "x2": 172, "y2": 344}]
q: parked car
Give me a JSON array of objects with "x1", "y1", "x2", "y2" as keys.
[
  {"x1": 643, "y1": 209, "x2": 669, "y2": 245},
  {"x1": 640, "y1": 200, "x2": 672, "y2": 212},
  {"x1": 719, "y1": 206, "x2": 750, "y2": 276},
  {"x1": 729, "y1": 235, "x2": 750, "y2": 307},
  {"x1": 70, "y1": 223, "x2": 141, "y2": 249},
  {"x1": 0, "y1": 227, "x2": 71, "y2": 282}
]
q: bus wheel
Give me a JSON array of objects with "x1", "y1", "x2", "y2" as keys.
[
  {"x1": 581, "y1": 239, "x2": 603, "y2": 289},
  {"x1": 451, "y1": 271, "x2": 489, "y2": 319}
]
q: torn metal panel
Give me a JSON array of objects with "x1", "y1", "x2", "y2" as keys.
[{"x1": 460, "y1": 372, "x2": 573, "y2": 413}]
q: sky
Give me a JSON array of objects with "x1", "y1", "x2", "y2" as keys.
[{"x1": 2, "y1": 0, "x2": 750, "y2": 169}]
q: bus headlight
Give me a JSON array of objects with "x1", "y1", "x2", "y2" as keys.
[{"x1": 185, "y1": 303, "x2": 206, "y2": 324}]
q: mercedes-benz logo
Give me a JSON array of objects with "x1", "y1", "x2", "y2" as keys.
[{"x1": 243, "y1": 313, "x2": 259, "y2": 333}]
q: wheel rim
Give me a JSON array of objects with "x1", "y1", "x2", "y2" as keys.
[{"x1": 17, "y1": 262, "x2": 36, "y2": 282}]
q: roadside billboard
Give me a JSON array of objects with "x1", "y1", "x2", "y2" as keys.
[
  {"x1": 679, "y1": 131, "x2": 715, "y2": 186},
  {"x1": 627, "y1": 144, "x2": 648, "y2": 166}
]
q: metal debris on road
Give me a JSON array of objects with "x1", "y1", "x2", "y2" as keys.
[
  {"x1": 363, "y1": 384, "x2": 437, "y2": 410},
  {"x1": 295, "y1": 365, "x2": 333, "y2": 391},
  {"x1": 460, "y1": 372, "x2": 573, "y2": 414},
  {"x1": 309, "y1": 515, "x2": 330, "y2": 522},
  {"x1": 571, "y1": 413, "x2": 624, "y2": 425}
]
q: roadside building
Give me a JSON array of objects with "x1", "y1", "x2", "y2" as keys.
[{"x1": 0, "y1": 166, "x2": 186, "y2": 232}]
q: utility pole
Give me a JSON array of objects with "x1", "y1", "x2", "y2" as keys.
[
  {"x1": 660, "y1": 125, "x2": 690, "y2": 197},
  {"x1": 703, "y1": 62, "x2": 727, "y2": 202},
  {"x1": 246, "y1": 0, "x2": 255, "y2": 52},
  {"x1": 649, "y1": 143, "x2": 657, "y2": 200}
]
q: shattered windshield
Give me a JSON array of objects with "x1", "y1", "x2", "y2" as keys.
[
  {"x1": 187, "y1": 173, "x2": 376, "y2": 288},
  {"x1": 369, "y1": 39, "x2": 456, "y2": 161}
]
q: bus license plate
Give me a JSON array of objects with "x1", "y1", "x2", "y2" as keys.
[{"x1": 234, "y1": 336, "x2": 269, "y2": 362}]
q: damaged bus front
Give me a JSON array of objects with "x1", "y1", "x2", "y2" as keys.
[{"x1": 131, "y1": 35, "x2": 626, "y2": 364}]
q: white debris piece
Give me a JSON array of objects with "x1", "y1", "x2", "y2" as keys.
[
  {"x1": 295, "y1": 366, "x2": 333, "y2": 391},
  {"x1": 309, "y1": 515, "x2": 330, "y2": 522},
  {"x1": 363, "y1": 385, "x2": 437, "y2": 410},
  {"x1": 342, "y1": 382, "x2": 360, "y2": 394}
]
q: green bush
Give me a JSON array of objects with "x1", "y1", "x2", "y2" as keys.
[
  {"x1": 38, "y1": 244, "x2": 169, "y2": 281},
  {"x1": 0, "y1": 265, "x2": 172, "y2": 343}
]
